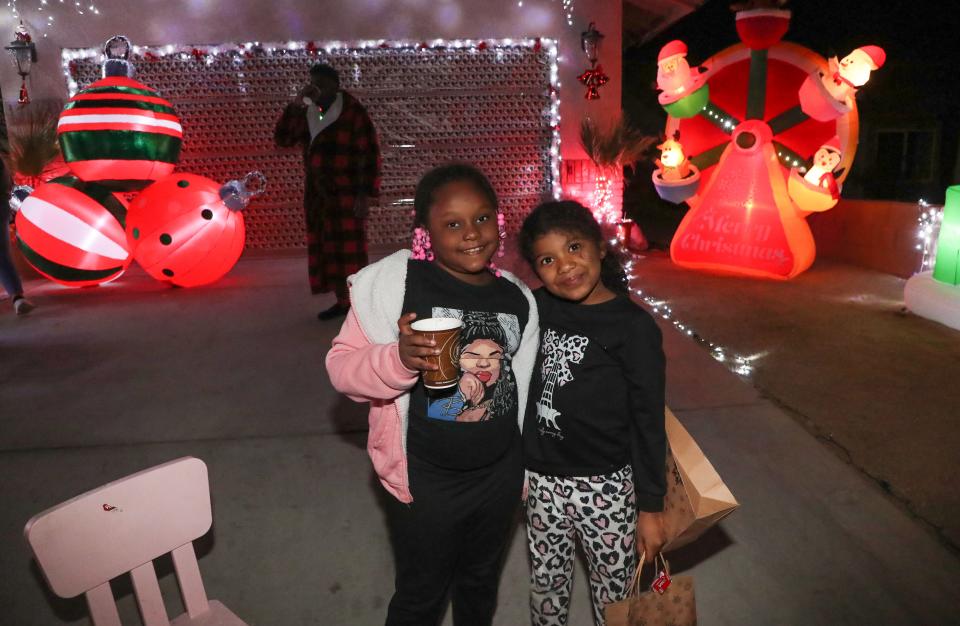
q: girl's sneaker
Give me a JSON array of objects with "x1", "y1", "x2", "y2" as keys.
[{"x1": 13, "y1": 297, "x2": 35, "y2": 316}]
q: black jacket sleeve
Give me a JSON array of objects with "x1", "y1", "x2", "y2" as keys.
[
  {"x1": 274, "y1": 102, "x2": 310, "y2": 149},
  {"x1": 619, "y1": 312, "x2": 666, "y2": 512}
]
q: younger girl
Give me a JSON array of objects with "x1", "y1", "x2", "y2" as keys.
[
  {"x1": 326, "y1": 163, "x2": 539, "y2": 625},
  {"x1": 519, "y1": 201, "x2": 666, "y2": 626}
]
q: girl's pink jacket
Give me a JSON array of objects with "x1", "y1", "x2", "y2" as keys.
[{"x1": 325, "y1": 250, "x2": 539, "y2": 503}]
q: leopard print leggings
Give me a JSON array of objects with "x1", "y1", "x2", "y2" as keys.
[{"x1": 526, "y1": 466, "x2": 638, "y2": 626}]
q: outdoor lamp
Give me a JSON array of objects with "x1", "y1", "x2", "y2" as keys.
[
  {"x1": 5, "y1": 23, "x2": 37, "y2": 104},
  {"x1": 580, "y1": 22, "x2": 604, "y2": 65},
  {"x1": 578, "y1": 22, "x2": 609, "y2": 99}
]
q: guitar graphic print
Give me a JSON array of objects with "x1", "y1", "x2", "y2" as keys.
[{"x1": 536, "y1": 329, "x2": 588, "y2": 438}]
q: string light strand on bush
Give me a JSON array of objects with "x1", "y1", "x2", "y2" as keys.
[{"x1": 916, "y1": 198, "x2": 943, "y2": 273}]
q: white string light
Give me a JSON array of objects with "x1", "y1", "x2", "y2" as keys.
[
  {"x1": 6, "y1": 0, "x2": 100, "y2": 37},
  {"x1": 62, "y1": 36, "x2": 564, "y2": 196},
  {"x1": 612, "y1": 242, "x2": 757, "y2": 376},
  {"x1": 703, "y1": 106, "x2": 740, "y2": 133},
  {"x1": 516, "y1": 0, "x2": 575, "y2": 26},
  {"x1": 591, "y1": 172, "x2": 618, "y2": 224},
  {"x1": 916, "y1": 198, "x2": 943, "y2": 273}
]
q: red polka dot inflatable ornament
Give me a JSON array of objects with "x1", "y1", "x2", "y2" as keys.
[
  {"x1": 126, "y1": 172, "x2": 266, "y2": 287},
  {"x1": 58, "y1": 36, "x2": 182, "y2": 191},
  {"x1": 13, "y1": 177, "x2": 132, "y2": 287}
]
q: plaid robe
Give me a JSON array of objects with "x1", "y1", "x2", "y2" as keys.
[{"x1": 275, "y1": 91, "x2": 381, "y2": 297}]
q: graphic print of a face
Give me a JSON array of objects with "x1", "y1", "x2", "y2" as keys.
[
  {"x1": 424, "y1": 308, "x2": 520, "y2": 423},
  {"x1": 456, "y1": 324, "x2": 508, "y2": 422},
  {"x1": 460, "y1": 338, "x2": 503, "y2": 388}
]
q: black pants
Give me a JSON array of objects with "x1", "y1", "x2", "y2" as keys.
[{"x1": 384, "y1": 439, "x2": 523, "y2": 626}]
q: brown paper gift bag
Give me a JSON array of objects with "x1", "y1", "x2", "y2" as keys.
[
  {"x1": 661, "y1": 408, "x2": 738, "y2": 552},
  {"x1": 604, "y1": 553, "x2": 697, "y2": 626}
]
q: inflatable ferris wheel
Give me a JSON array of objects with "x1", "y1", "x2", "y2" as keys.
[{"x1": 651, "y1": 7, "x2": 885, "y2": 279}]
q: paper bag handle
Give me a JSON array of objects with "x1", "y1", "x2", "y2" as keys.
[{"x1": 631, "y1": 552, "x2": 671, "y2": 594}]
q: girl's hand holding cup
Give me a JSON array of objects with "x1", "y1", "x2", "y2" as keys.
[
  {"x1": 399, "y1": 314, "x2": 463, "y2": 388},
  {"x1": 398, "y1": 313, "x2": 439, "y2": 372}
]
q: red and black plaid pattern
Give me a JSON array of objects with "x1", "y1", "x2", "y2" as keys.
[
  {"x1": 275, "y1": 91, "x2": 381, "y2": 300},
  {"x1": 305, "y1": 188, "x2": 366, "y2": 299}
]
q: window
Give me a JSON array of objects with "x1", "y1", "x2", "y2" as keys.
[{"x1": 875, "y1": 129, "x2": 937, "y2": 182}]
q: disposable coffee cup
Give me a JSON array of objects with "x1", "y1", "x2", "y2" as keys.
[{"x1": 411, "y1": 318, "x2": 463, "y2": 389}]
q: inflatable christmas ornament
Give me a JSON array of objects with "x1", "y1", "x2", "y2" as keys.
[
  {"x1": 787, "y1": 135, "x2": 844, "y2": 213},
  {"x1": 654, "y1": 8, "x2": 869, "y2": 279},
  {"x1": 126, "y1": 172, "x2": 266, "y2": 288},
  {"x1": 652, "y1": 131, "x2": 701, "y2": 204},
  {"x1": 905, "y1": 186, "x2": 960, "y2": 331},
  {"x1": 14, "y1": 177, "x2": 132, "y2": 287},
  {"x1": 799, "y1": 45, "x2": 885, "y2": 122},
  {"x1": 8, "y1": 185, "x2": 33, "y2": 215},
  {"x1": 58, "y1": 35, "x2": 183, "y2": 191},
  {"x1": 656, "y1": 40, "x2": 709, "y2": 119}
]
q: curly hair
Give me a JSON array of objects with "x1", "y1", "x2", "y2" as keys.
[
  {"x1": 519, "y1": 200, "x2": 629, "y2": 295},
  {"x1": 412, "y1": 163, "x2": 499, "y2": 229}
]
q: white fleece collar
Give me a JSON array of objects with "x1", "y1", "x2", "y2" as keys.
[
  {"x1": 307, "y1": 91, "x2": 343, "y2": 141},
  {"x1": 347, "y1": 250, "x2": 540, "y2": 447}
]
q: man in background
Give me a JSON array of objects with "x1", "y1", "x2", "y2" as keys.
[{"x1": 275, "y1": 63, "x2": 381, "y2": 320}]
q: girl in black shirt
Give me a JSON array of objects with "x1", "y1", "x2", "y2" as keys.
[{"x1": 519, "y1": 201, "x2": 666, "y2": 626}]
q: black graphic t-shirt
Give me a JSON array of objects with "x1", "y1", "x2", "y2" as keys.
[
  {"x1": 523, "y1": 288, "x2": 666, "y2": 511},
  {"x1": 404, "y1": 259, "x2": 529, "y2": 470}
]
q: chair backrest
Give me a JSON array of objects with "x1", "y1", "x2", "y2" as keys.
[{"x1": 24, "y1": 457, "x2": 213, "y2": 624}]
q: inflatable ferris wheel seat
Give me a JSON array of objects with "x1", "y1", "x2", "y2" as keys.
[
  {"x1": 798, "y1": 70, "x2": 852, "y2": 122},
  {"x1": 787, "y1": 167, "x2": 840, "y2": 213},
  {"x1": 652, "y1": 166, "x2": 702, "y2": 205}
]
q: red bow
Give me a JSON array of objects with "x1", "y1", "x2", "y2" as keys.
[
  {"x1": 578, "y1": 64, "x2": 609, "y2": 100},
  {"x1": 831, "y1": 71, "x2": 856, "y2": 90},
  {"x1": 818, "y1": 172, "x2": 840, "y2": 201}
]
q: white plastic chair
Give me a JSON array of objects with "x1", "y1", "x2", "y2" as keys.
[{"x1": 24, "y1": 457, "x2": 247, "y2": 625}]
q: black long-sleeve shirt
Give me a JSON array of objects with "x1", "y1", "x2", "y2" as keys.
[{"x1": 522, "y1": 288, "x2": 666, "y2": 511}]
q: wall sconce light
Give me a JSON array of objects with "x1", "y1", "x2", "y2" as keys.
[
  {"x1": 5, "y1": 23, "x2": 38, "y2": 104},
  {"x1": 580, "y1": 21, "x2": 604, "y2": 65},
  {"x1": 578, "y1": 22, "x2": 609, "y2": 100}
]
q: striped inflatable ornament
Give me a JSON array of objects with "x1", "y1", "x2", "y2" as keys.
[
  {"x1": 14, "y1": 177, "x2": 132, "y2": 287},
  {"x1": 58, "y1": 76, "x2": 182, "y2": 190}
]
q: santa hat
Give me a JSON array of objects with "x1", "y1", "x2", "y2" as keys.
[
  {"x1": 658, "y1": 40, "x2": 688, "y2": 63},
  {"x1": 857, "y1": 45, "x2": 886, "y2": 70},
  {"x1": 823, "y1": 136, "x2": 842, "y2": 153}
]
